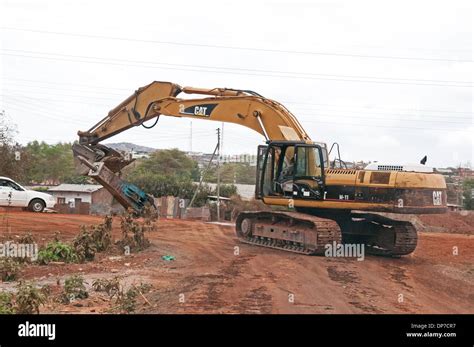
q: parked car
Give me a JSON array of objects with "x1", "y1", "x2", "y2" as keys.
[{"x1": 0, "y1": 177, "x2": 55, "y2": 212}]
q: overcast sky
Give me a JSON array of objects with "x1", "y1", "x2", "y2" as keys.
[{"x1": 0, "y1": 0, "x2": 472, "y2": 168}]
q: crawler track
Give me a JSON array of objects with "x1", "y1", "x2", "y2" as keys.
[
  {"x1": 236, "y1": 211, "x2": 342, "y2": 255},
  {"x1": 236, "y1": 211, "x2": 418, "y2": 257},
  {"x1": 364, "y1": 220, "x2": 418, "y2": 256},
  {"x1": 343, "y1": 213, "x2": 418, "y2": 256}
]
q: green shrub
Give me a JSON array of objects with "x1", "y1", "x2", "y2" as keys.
[
  {"x1": 73, "y1": 216, "x2": 113, "y2": 262},
  {"x1": 92, "y1": 277, "x2": 121, "y2": 298},
  {"x1": 15, "y1": 282, "x2": 47, "y2": 314},
  {"x1": 0, "y1": 291, "x2": 14, "y2": 314},
  {"x1": 37, "y1": 241, "x2": 78, "y2": 264},
  {"x1": 0, "y1": 258, "x2": 22, "y2": 281},
  {"x1": 115, "y1": 288, "x2": 138, "y2": 313},
  {"x1": 116, "y1": 212, "x2": 150, "y2": 253},
  {"x1": 60, "y1": 275, "x2": 88, "y2": 304}
]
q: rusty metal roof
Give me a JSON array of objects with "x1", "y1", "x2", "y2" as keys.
[{"x1": 48, "y1": 184, "x2": 103, "y2": 193}]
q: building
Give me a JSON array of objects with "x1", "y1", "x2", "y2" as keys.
[
  {"x1": 205, "y1": 183, "x2": 255, "y2": 200},
  {"x1": 48, "y1": 184, "x2": 124, "y2": 215}
]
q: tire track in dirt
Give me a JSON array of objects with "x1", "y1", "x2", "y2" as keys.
[
  {"x1": 169, "y1": 254, "x2": 273, "y2": 313},
  {"x1": 326, "y1": 261, "x2": 385, "y2": 313}
]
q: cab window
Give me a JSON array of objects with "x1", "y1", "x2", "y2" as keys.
[{"x1": 295, "y1": 146, "x2": 322, "y2": 178}]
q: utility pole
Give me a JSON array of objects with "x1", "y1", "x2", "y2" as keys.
[
  {"x1": 221, "y1": 122, "x2": 224, "y2": 160},
  {"x1": 189, "y1": 121, "x2": 193, "y2": 152},
  {"x1": 216, "y1": 128, "x2": 221, "y2": 221}
]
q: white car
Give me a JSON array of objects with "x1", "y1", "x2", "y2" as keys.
[{"x1": 0, "y1": 176, "x2": 55, "y2": 212}]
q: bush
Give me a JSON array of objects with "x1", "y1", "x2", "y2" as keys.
[
  {"x1": 15, "y1": 282, "x2": 47, "y2": 314},
  {"x1": 73, "y1": 215, "x2": 113, "y2": 262},
  {"x1": 17, "y1": 232, "x2": 35, "y2": 244},
  {"x1": 463, "y1": 179, "x2": 474, "y2": 210},
  {"x1": 72, "y1": 228, "x2": 97, "y2": 262},
  {"x1": 214, "y1": 184, "x2": 238, "y2": 198},
  {"x1": 115, "y1": 288, "x2": 138, "y2": 313},
  {"x1": 0, "y1": 258, "x2": 22, "y2": 281},
  {"x1": 37, "y1": 241, "x2": 78, "y2": 264},
  {"x1": 92, "y1": 277, "x2": 121, "y2": 298},
  {"x1": 116, "y1": 212, "x2": 150, "y2": 253},
  {"x1": 114, "y1": 283, "x2": 152, "y2": 314},
  {"x1": 60, "y1": 275, "x2": 88, "y2": 304},
  {"x1": 0, "y1": 291, "x2": 14, "y2": 314}
]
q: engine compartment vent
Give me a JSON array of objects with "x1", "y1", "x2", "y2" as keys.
[
  {"x1": 326, "y1": 169, "x2": 356, "y2": 175},
  {"x1": 377, "y1": 165, "x2": 403, "y2": 171}
]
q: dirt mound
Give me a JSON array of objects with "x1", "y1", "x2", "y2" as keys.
[
  {"x1": 418, "y1": 211, "x2": 474, "y2": 234},
  {"x1": 0, "y1": 211, "x2": 472, "y2": 314}
]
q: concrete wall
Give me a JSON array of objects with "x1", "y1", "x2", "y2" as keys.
[
  {"x1": 49, "y1": 191, "x2": 93, "y2": 204},
  {"x1": 90, "y1": 188, "x2": 125, "y2": 215},
  {"x1": 184, "y1": 207, "x2": 211, "y2": 221},
  {"x1": 154, "y1": 196, "x2": 210, "y2": 221},
  {"x1": 55, "y1": 202, "x2": 90, "y2": 215},
  {"x1": 50, "y1": 188, "x2": 125, "y2": 215},
  {"x1": 202, "y1": 183, "x2": 255, "y2": 200}
]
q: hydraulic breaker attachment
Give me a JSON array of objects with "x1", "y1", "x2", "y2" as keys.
[
  {"x1": 72, "y1": 143, "x2": 134, "y2": 175},
  {"x1": 72, "y1": 143, "x2": 154, "y2": 214}
]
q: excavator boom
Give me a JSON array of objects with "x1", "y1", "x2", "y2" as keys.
[{"x1": 78, "y1": 81, "x2": 310, "y2": 145}]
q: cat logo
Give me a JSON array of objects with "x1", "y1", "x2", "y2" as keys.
[
  {"x1": 194, "y1": 106, "x2": 208, "y2": 116},
  {"x1": 179, "y1": 103, "x2": 218, "y2": 117}
]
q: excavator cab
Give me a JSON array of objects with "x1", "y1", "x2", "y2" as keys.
[{"x1": 256, "y1": 141, "x2": 325, "y2": 201}]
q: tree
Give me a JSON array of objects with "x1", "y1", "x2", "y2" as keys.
[
  {"x1": 125, "y1": 149, "x2": 237, "y2": 206},
  {"x1": 135, "y1": 149, "x2": 200, "y2": 180},
  {"x1": 462, "y1": 179, "x2": 474, "y2": 210},
  {"x1": 204, "y1": 162, "x2": 256, "y2": 184},
  {"x1": 23, "y1": 141, "x2": 87, "y2": 185},
  {"x1": 0, "y1": 111, "x2": 28, "y2": 181}
]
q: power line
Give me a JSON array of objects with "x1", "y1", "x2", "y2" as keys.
[
  {"x1": 2, "y1": 88, "x2": 117, "y2": 101},
  {"x1": 5, "y1": 102, "x2": 86, "y2": 126},
  {"x1": 1, "y1": 27, "x2": 472, "y2": 63},
  {"x1": 3, "y1": 100, "x2": 215, "y2": 140},
  {"x1": 290, "y1": 106, "x2": 473, "y2": 120},
  {"x1": 2, "y1": 49, "x2": 472, "y2": 85},
  {"x1": 0, "y1": 93, "x2": 112, "y2": 107},
  {"x1": 3, "y1": 91, "x2": 471, "y2": 128},
  {"x1": 4, "y1": 80, "x2": 127, "y2": 97},
  {"x1": 0, "y1": 77, "x2": 130, "y2": 91},
  {"x1": 1, "y1": 50, "x2": 473, "y2": 88},
  {"x1": 3, "y1": 96, "x2": 100, "y2": 123},
  {"x1": 0, "y1": 78, "x2": 473, "y2": 119},
  {"x1": 297, "y1": 112, "x2": 471, "y2": 125},
  {"x1": 301, "y1": 118, "x2": 468, "y2": 132},
  {"x1": 283, "y1": 100, "x2": 474, "y2": 115}
]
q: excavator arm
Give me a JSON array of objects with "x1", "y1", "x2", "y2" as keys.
[
  {"x1": 78, "y1": 81, "x2": 310, "y2": 145},
  {"x1": 73, "y1": 81, "x2": 314, "y2": 213}
]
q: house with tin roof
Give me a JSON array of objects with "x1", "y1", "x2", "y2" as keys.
[{"x1": 48, "y1": 184, "x2": 124, "y2": 215}]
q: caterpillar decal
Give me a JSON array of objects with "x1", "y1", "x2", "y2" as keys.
[{"x1": 179, "y1": 103, "x2": 218, "y2": 117}]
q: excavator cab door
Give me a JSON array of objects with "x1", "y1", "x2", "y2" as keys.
[
  {"x1": 255, "y1": 145, "x2": 268, "y2": 199},
  {"x1": 293, "y1": 144, "x2": 325, "y2": 200},
  {"x1": 257, "y1": 142, "x2": 325, "y2": 201}
]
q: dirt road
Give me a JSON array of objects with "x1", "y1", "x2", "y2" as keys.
[{"x1": 0, "y1": 212, "x2": 472, "y2": 313}]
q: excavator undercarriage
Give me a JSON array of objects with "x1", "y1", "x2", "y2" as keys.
[
  {"x1": 236, "y1": 211, "x2": 342, "y2": 255},
  {"x1": 235, "y1": 210, "x2": 417, "y2": 257}
]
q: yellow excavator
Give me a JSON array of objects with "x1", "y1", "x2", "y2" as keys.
[{"x1": 73, "y1": 81, "x2": 447, "y2": 257}]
